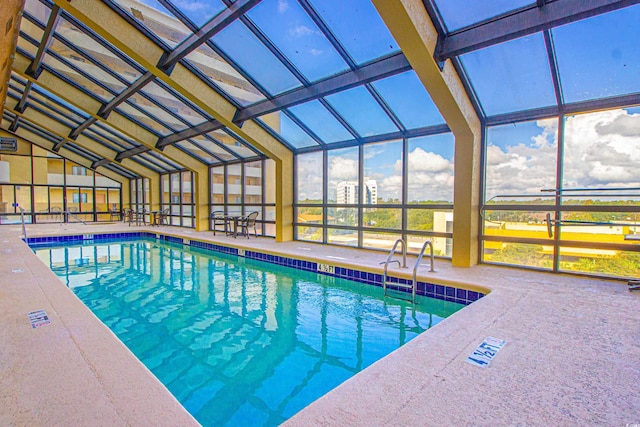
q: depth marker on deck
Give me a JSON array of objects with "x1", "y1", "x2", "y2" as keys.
[
  {"x1": 466, "y1": 337, "x2": 506, "y2": 367},
  {"x1": 28, "y1": 310, "x2": 51, "y2": 328}
]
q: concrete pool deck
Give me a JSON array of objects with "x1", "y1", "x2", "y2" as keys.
[{"x1": 1, "y1": 223, "x2": 638, "y2": 426}]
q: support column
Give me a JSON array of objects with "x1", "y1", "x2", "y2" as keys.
[
  {"x1": 148, "y1": 175, "x2": 160, "y2": 215},
  {"x1": 194, "y1": 169, "x2": 209, "y2": 232},
  {"x1": 276, "y1": 154, "x2": 294, "y2": 242},
  {"x1": 122, "y1": 180, "x2": 131, "y2": 210},
  {"x1": 0, "y1": 0, "x2": 23, "y2": 115},
  {"x1": 372, "y1": 0, "x2": 482, "y2": 266}
]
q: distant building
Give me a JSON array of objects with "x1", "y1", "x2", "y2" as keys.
[{"x1": 336, "y1": 179, "x2": 377, "y2": 205}]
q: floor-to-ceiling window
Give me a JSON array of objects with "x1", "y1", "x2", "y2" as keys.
[
  {"x1": 0, "y1": 141, "x2": 121, "y2": 224},
  {"x1": 130, "y1": 177, "x2": 149, "y2": 214},
  {"x1": 209, "y1": 159, "x2": 276, "y2": 237},
  {"x1": 481, "y1": 106, "x2": 640, "y2": 279},
  {"x1": 295, "y1": 133, "x2": 455, "y2": 255},
  {"x1": 161, "y1": 171, "x2": 195, "y2": 227}
]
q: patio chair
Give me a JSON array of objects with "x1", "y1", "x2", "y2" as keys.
[
  {"x1": 211, "y1": 210, "x2": 229, "y2": 236},
  {"x1": 50, "y1": 206, "x2": 62, "y2": 220},
  {"x1": 239, "y1": 211, "x2": 259, "y2": 238},
  {"x1": 158, "y1": 208, "x2": 170, "y2": 226},
  {"x1": 109, "y1": 207, "x2": 122, "y2": 221},
  {"x1": 123, "y1": 209, "x2": 134, "y2": 226},
  {"x1": 133, "y1": 209, "x2": 147, "y2": 226}
]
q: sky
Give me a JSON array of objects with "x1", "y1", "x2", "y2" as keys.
[
  {"x1": 297, "y1": 107, "x2": 640, "y2": 204},
  {"x1": 297, "y1": 133, "x2": 456, "y2": 203},
  {"x1": 486, "y1": 108, "x2": 640, "y2": 200}
]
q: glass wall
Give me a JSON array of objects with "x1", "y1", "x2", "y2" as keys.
[
  {"x1": 209, "y1": 159, "x2": 276, "y2": 237},
  {"x1": 0, "y1": 140, "x2": 121, "y2": 224},
  {"x1": 482, "y1": 107, "x2": 640, "y2": 279},
  {"x1": 130, "y1": 177, "x2": 149, "y2": 215},
  {"x1": 160, "y1": 171, "x2": 195, "y2": 227},
  {"x1": 295, "y1": 133, "x2": 455, "y2": 255}
]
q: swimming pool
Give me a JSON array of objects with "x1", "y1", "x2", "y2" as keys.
[{"x1": 32, "y1": 236, "x2": 466, "y2": 426}]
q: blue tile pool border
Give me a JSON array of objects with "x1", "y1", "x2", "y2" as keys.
[{"x1": 26, "y1": 232, "x2": 485, "y2": 306}]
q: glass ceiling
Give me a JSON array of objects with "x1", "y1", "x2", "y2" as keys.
[{"x1": 2, "y1": 0, "x2": 639, "y2": 180}]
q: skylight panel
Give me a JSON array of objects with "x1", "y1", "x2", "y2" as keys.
[
  {"x1": 288, "y1": 100, "x2": 353, "y2": 143},
  {"x1": 42, "y1": 54, "x2": 115, "y2": 102},
  {"x1": 372, "y1": 71, "x2": 445, "y2": 129},
  {"x1": 112, "y1": 0, "x2": 192, "y2": 47},
  {"x1": 185, "y1": 43, "x2": 266, "y2": 106},
  {"x1": 553, "y1": 5, "x2": 640, "y2": 103},
  {"x1": 256, "y1": 112, "x2": 319, "y2": 149},
  {"x1": 306, "y1": 0, "x2": 399, "y2": 65},
  {"x1": 168, "y1": 0, "x2": 226, "y2": 27},
  {"x1": 212, "y1": 20, "x2": 302, "y2": 95},
  {"x1": 324, "y1": 86, "x2": 398, "y2": 137},
  {"x1": 461, "y1": 33, "x2": 556, "y2": 116},
  {"x1": 247, "y1": 0, "x2": 348, "y2": 82},
  {"x1": 433, "y1": 0, "x2": 535, "y2": 32}
]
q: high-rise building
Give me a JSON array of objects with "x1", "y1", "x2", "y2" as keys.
[{"x1": 336, "y1": 179, "x2": 377, "y2": 205}]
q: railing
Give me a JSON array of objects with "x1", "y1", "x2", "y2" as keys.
[
  {"x1": 412, "y1": 240, "x2": 435, "y2": 302},
  {"x1": 483, "y1": 187, "x2": 640, "y2": 238},
  {"x1": 382, "y1": 239, "x2": 407, "y2": 300},
  {"x1": 19, "y1": 207, "x2": 27, "y2": 240},
  {"x1": 383, "y1": 239, "x2": 436, "y2": 304},
  {"x1": 61, "y1": 210, "x2": 87, "y2": 225}
]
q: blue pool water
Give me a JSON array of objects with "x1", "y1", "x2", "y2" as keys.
[{"x1": 34, "y1": 239, "x2": 464, "y2": 426}]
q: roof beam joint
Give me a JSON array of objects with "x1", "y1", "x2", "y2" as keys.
[
  {"x1": 25, "y1": 5, "x2": 61, "y2": 79},
  {"x1": 97, "y1": 72, "x2": 155, "y2": 119},
  {"x1": 156, "y1": 0, "x2": 262, "y2": 74},
  {"x1": 52, "y1": 139, "x2": 67, "y2": 152},
  {"x1": 69, "y1": 117, "x2": 97, "y2": 140},
  {"x1": 155, "y1": 119, "x2": 224, "y2": 149},
  {"x1": 233, "y1": 52, "x2": 411, "y2": 124},
  {"x1": 91, "y1": 159, "x2": 111, "y2": 169},
  {"x1": 435, "y1": 0, "x2": 640, "y2": 61},
  {"x1": 115, "y1": 145, "x2": 150, "y2": 162}
]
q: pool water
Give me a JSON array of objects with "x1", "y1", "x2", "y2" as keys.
[{"x1": 34, "y1": 239, "x2": 463, "y2": 426}]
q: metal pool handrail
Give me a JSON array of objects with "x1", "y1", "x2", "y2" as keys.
[
  {"x1": 411, "y1": 240, "x2": 435, "y2": 303},
  {"x1": 19, "y1": 207, "x2": 27, "y2": 240},
  {"x1": 61, "y1": 210, "x2": 87, "y2": 225}
]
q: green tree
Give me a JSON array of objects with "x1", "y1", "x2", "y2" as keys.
[{"x1": 488, "y1": 243, "x2": 552, "y2": 268}]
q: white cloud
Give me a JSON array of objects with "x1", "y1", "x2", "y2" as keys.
[
  {"x1": 289, "y1": 25, "x2": 314, "y2": 37},
  {"x1": 329, "y1": 156, "x2": 358, "y2": 181},
  {"x1": 363, "y1": 146, "x2": 386, "y2": 159},
  {"x1": 563, "y1": 109, "x2": 640, "y2": 188},
  {"x1": 406, "y1": 170, "x2": 455, "y2": 202},
  {"x1": 277, "y1": 0, "x2": 290, "y2": 14},
  {"x1": 486, "y1": 110, "x2": 640, "y2": 198},
  {"x1": 391, "y1": 147, "x2": 455, "y2": 201},
  {"x1": 298, "y1": 109, "x2": 640, "y2": 203},
  {"x1": 297, "y1": 153, "x2": 323, "y2": 200},
  {"x1": 172, "y1": 0, "x2": 208, "y2": 12},
  {"x1": 310, "y1": 48, "x2": 324, "y2": 56},
  {"x1": 396, "y1": 147, "x2": 452, "y2": 173},
  {"x1": 485, "y1": 118, "x2": 558, "y2": 198}
]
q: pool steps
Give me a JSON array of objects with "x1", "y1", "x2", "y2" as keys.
[{"x1": 383, "y1": 239, "x2": 435, "y2": 304}]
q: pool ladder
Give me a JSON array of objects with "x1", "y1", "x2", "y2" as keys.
[{"x1": 382, "y1": 239, "x2": 435, "y2": 304}]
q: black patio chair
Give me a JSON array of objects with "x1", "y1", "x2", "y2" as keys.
[
  {"x1": 109, "y1": 207, "x2": 122, "y2": 221},
  {"x1": 158, "y1": 208, "x2": 170, "y2": 226},
  {"x1": 211, "y1": 210, "x2": 230, "y2": 235},
  {"x1": 239, "y1": 211, "x2": 259, "y2": 238}
]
